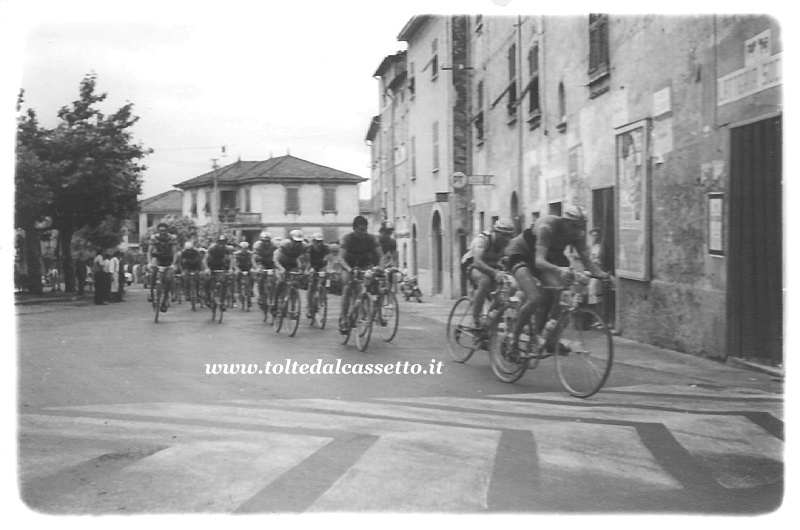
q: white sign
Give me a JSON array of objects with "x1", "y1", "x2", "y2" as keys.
[
  {"x1": 653, "y1": 87, "x2": 671, "y2": 117},
  {"x1": 718, "y1": 52, "x2": 781, "y2": 106}
]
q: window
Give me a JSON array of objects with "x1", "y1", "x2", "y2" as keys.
[
  {"x1": 507, "y1": 44, "x2": 518, "y2": 119},
  {"x1": 588, "y1": 14, "x2": 611, "y2": 98},
  {"x1": 411, "y1": 136, "x2": 417, "y2": 179},
  {"x1": 432, "y1": 122, "x2": 439, "y2": 172},
  {"x1": 190, "y1": 191, "x2": 198, "y2": 216},
  {"x1": 285, "y1": 187, "x2": 300, "y2": 214},
  {"x1": 557, "y1": 82, "x2": 567, "y2": 133},
  {"x1": 243, "y1": 187, "x2": 251, "y2": 212},
  {"x1": 526, "y1": 45, "x2": 541, "y2": 129},
  {"x1": 220, "y1": 190, "x2": 237, "y2": 211},
  {"x1": 204, "y1": 190, "x2": 211, "y2": 214},
  {"x1": 474, "y1": 80, "x2": 485, "y2": 144},
  {"x1": 409, "y1": 62, "x2": 416, "y2": 97},
  {"x1": 322, "y1": 187, "x2": 336, "y2": 213},
  {"x1": 147, "y1": 214, "x2": 155, "y2": 227},
  {"x1": 475, "y1": 14, "x2": 483, "y2": 33},
  {"x1": 479, "y1": 211, "x2": 485, "y2": 232},
  {"x1": 431, "y1": 39, "x2": 439, "y2": 80}
]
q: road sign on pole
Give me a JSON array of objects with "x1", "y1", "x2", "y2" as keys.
[{"x1": 468, "y1": 175, "x2": 494, "y2": 186}]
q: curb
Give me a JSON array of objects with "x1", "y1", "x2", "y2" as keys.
[
  {"x1": 15, "y1": 295, "x2": 84, "y2": 306},
  {"x1": 727, "y1": 357, "x2": 784, "y2": 379}
]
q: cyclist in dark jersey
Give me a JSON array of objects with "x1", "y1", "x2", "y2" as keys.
[
  {"x1": 252, "y1": 231, "x2": 277, "y2": 307},
  {"x1": 203, "y1": 236, "x2": 234, "y2": 306},
  {"x1": 179, "y1": 241, "x2": 203, "y2": 303},
  {"x1": 508, "y1": 206, "x2": 608, "y2": 355},
  {"x1": 460, "y1": 218, "x2": 514, "y2": 328},
  {"x1": 338, "y1": 215, "x2": 383, "y2": 333},
  {"x1": 273, "y1": 229, "x2": 310, "y2": 303},
  {"x1": 233, "y1": 241, "x2": 253, "y2": 299},
  {"x1": 147, "y1": 223, "x2": 178, "y2": 309},
  {"x1": 305, "y1": 233, "x2": 330, "y2": 317}
]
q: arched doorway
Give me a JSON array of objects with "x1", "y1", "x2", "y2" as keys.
[
  {"x1": 432, "y1": 211, "x2": 443, "y2": 295},
  {"x1": 411, "y1": 224, "x2": 418, "y2": 276}
]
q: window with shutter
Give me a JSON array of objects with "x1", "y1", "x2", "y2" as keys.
[
  {"x1": 285, "y1": 187, "x2": 300, "y2": 214},
  {"x1": 322, "y1": 187, "x2": 337, "y2": 213},
  {"x1": 588, "y1": 14, "x2": 611, "y2": 98}
]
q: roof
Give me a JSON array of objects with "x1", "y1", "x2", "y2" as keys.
[
  {"x1": 139, "y1": 190, "x2": 182, "y2": 213},
  {"x1": 397, "y1": 15, "x2": 431, "y2": 42},
  {"x1": 372, "y1": 50, "x2": 407, "y2": 78},
  {"x1": 174, "y1": 155, "x2": 367, "y2": 190}
]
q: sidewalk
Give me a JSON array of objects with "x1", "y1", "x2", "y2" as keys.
[
  {"x1": 14, "y1": 290, "x2": 86, "y2": 306},
  {"x1": 401, "y1": 293, "x2": 785, "y2": 391}
]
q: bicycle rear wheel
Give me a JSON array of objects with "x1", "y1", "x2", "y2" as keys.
[
  {"x1": 153, "y1": 283, "x2": 161, "y2": 323},
  {"x1": 446, "y1": 297, "x2": 477, "y2": 363},
  {"x1": 315, "y1": 285, "x2": 328, "y2": 329},
  {"x1": 275, "y1": 293, "x2": 286, "y2": 332},
  {"x1": 376, "y1": 291, "x2": 399, "y2": 342},
  {"x1": 489, "y1": 305, "x2": 528, "y2": 383},
  {"x1": 553, "y1": 307, "x2": 614, "y2": 398},
  {"x1": 287, "y1": 289, "x2": 301, "y2": 337},
  {"x1": 355, "y1": 294, "x2": 373, "y2": 352}
]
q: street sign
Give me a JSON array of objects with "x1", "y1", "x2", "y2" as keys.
[
  {"x1": 450, "y1": 172, "x2": 467, "y2": 189},
  {"x1": 468, "y1": 175, "x2": 494, "y2": 186}
]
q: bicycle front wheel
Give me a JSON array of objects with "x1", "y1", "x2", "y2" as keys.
[
  {"x1": 355, "y1": 294, "x2": 373, "y2": 352},
  {"x1": 446, "y1": 297, "x2": 477, "y2": 363},
  {"x1": 376, "y1": 291, "x2": 399, "y2": 342},
  {"x1": 553, "y1": 307, "x2": 614, "y2": 398},
  {"x1": 287, "y1": 289, "x2": 301, "y2": 337},
  {"x1": 489, "y1": 305, "x2": 528, "y2": 383},
  {"x1": 316, "y1": 285, "x2": 328, "y2": 330}
]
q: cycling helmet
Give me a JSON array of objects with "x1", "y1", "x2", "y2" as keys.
[
  {"x1": 563, "y1": 205, "x2": 588, "y2": 222},
  {"x1": 239, "y1": 241, "x2": 249, "y2": 249},
  {"x1": 493, "y1": 218, "x2": 515, "y2": 234},
  {"x1": 312, "y1": 232, "x2": 324, "y2": 241},
  {"x1": 184, "y1": 241, "x2": 194, "y2": 250},
  {"x1": 289, "y1": 229, "x2": 304, "y2": 242},
  {"x1": 259, "y1": 231, "x2": 271, "y2": 239}
]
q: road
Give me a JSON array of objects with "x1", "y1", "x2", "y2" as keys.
[{"x1": 16, "y1": 287, "x2": 784, "y2": 515}]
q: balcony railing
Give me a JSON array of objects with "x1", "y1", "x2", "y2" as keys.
[{"x1": 218, "y1": 210, "x2": 262, "y2": 224}]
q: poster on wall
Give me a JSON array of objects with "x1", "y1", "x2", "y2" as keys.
[
  {"x1": 708, "y1": 193, "x2": 724, "y2": 256},
  {"x1": 615, "y1": 118, "x2": 651, "y2": 281}
]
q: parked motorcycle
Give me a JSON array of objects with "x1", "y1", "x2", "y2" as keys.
[{"x1": 399, "y1": 274, "x2": 423, "y2": 303}]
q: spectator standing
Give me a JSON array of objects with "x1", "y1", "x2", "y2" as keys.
[
  {"x1": 75, "y1": 252, "x2": 87, "y2": 296},
  {"x1": 108, "y1": 251, "x2": 120, "y2": 302},
  {"x1": 116, "y1": 251, "x2": 127, "y2": 301},
  {"x1": 92, "y1": 250, "x2": 107, "y2": 305}
]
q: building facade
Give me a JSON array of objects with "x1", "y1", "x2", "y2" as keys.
[
  {"x1": 174, "y1": 155, "x2": 366, "y2": 244},
  {"x1": 138, "y1": 189, "x2": 183, "y2": 244},
  {"x1": 369, "y1": 14, "x2": 783, "y2": 364}
]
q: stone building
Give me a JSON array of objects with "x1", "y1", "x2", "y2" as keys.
[
  {"x1": 173, "y1": 155, "x2": 366, "y2": 244},
  {"x1": 368, "y1": 14, "x2": 783, "y2": 365}
]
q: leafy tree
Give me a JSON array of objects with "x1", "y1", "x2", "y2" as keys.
[
  {"x1": 196, "y1": 221, "x2": 237, "y2": 249},
  {"x1": 16, "y1": 73, "x2": 152, "y2": 292}
]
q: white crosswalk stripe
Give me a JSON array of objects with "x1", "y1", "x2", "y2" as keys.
[{"x1": 19, "y1": 385, "x2": 783, "y2": 513}]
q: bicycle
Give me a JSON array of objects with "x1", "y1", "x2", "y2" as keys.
[
  {"x1": 340, "y1": 267, "x2": 373, "y2": 352},
  {"x1": 207, "y1": 270, "x2": 228, "y2": 323},
  {"x1": 151, "y1": 266, "x2": 172, "y2": 323},
  {"x1": 238, "y1": 270, "x2": 253, "y2": 312},
  {"x1": 184, "y1": 270, "x2": 202, "y2": 311},
  {"x1": 445, "y1": 272, "x2": 513, "y2": 363},
  {"x1": 275, "y1": 270, "x2": 303, "y2": 337},
  {"x1": 259, "y1": 269, "x2": 278, "y2": 325},
  {"x1": 488, "y1": 271, "x2": 614, "y2": 398},
  {"x1": 172, "y1": 272, "x2": 183, "y2": 304},
  {"x1": 307, "y1": 269, "x2": 329, "y2": 329},
  {"x1": 368, "y1": 267, "x2": 399, "y2": 342}
]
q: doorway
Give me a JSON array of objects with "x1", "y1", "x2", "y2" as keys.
[{"x1": 432, "y1": 211, "x2": 443, "y2": 295}]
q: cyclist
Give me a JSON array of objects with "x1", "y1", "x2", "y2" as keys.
[
  {"x1": 273, "y1": 229, "x2": 310, "y2": 304},
  {"x1": 234, "y1": 241, "x2": 254, "y2": 306},
  {"x1": 338, "y1": 215, "x2": 383, "y2": 334},
  {"x1": 378, "y1": 220, "x2": 400, "y2": 289},
  {"x1": 252, "y1": 231, "x2": 277, "y2": 308},
  {"x1": 461, "y1": 218, "x2": 515, "y2": 329},
  {"x1": 203, "y1": 235, "x2": 234, "y2": 307},
  {"x1": 147, "y1": 223, "x2": 179, "y2": 311},
  {"x1": 179, "y1": 241, "x2": 203, "y2": 301},
  {"x1": 305, "y1": 233, "x2": 329, "y2": 318},
  {"x1": 508, "y1": 206, "x2": 609, "y2": 354}
]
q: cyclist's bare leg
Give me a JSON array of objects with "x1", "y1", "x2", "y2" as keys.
[
  {"x1": 512, "y1": 266, "x2": 540, "y2": 346},
  {"x1": 470, "y1": 267, "x2": 493, "y2": 328}
]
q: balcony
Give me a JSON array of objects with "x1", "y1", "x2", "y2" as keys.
[{"x1": 218, "y1": 210, "x2": 262, "y2": 225}]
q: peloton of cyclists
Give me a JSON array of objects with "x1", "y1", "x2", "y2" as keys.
[
  {"x1": 505, "y1": 205, "x2": 609, "y2": 356},
  {"x1": 338, "y1": 215, "x2": 383, "y2": 334},
  {"x1": 147, "y1": 223, "x2": 179, "y2": 312},
  {"x1": 461, "y1": 218, "x2": 515, "y2": 330}
]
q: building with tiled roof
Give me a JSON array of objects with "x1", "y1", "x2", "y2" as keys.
[
  {"x1": 137, "y1": 189, "x2": 183, "y2": 243},
  {"x1": 173, "y1": 154, "x2": 367, "y2": 244}
]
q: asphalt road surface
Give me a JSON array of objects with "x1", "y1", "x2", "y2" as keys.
[{"x1": 17, "y1": 287, "x2": 784, "y2": 515}]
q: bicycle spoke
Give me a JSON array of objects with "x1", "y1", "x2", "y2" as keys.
[{"x1": 554, "y1": 308, "x2": 614, "y2": 398}]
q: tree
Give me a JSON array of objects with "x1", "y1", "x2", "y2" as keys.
[
  {"x1": 140, "y1": 216, "x2": 198, "y2": 252},
  {"x1": 14, "y1": 92, "x2": 59, "y2": 294},
  {"x1": 196, "y1": 221, "x2": 238, "y2": 249},
  {"x1": 16, "y1": 73, "x2": 152, "y2": 292}
]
